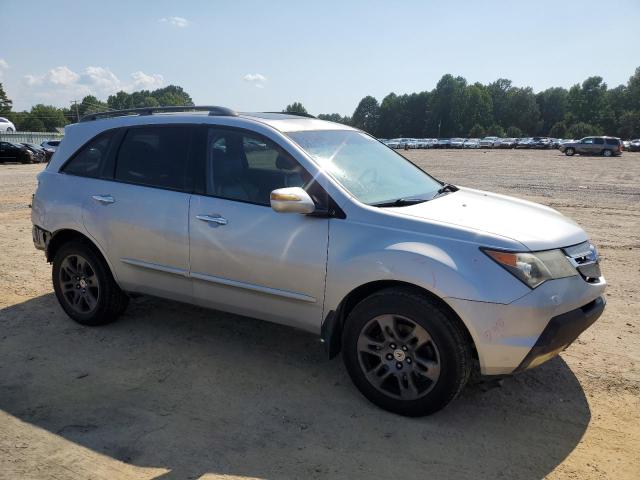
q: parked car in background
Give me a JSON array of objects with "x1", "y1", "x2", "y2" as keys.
[
  {"x1": 0, "y1": 141, "x2": 35, "y2": 163},
  {"x1": 479, "y1": 137, "x2": 498, "y2": 148},
  {"x1": 20, "y1": 142, "x2": 47, "y2": 163},
  {"x1": 515, "y1": 138, "x2": 532, "y2": 148},
  {"x1": 450, "y1": 138, "x2": 465, "y2": 149},
  {"x1": 628, "y1": 139, "x2": 640, "y2": 152},
  {"x1": 41, "y1": 140, "x2": 61, "y2": 155},
  {"x1": 32, "y1": 106, "x2": 607, "y2": 416},
  {"x1": 0, "y1": 117, "x2": 16, "y2": 132},
  {"x1": 559, "y1": 137, "x2": 623, "y2": 157},
  {"x1": 384, "y1": 139, "x2": 401, "y2": 149},
  {"x1": 531, "y1": 137, "x2": 552, "y2": 149},
  {"x1": 497, "y1": 138, "x2": 516, "y2": 148},
  {"x1": 435, "y1": 138, "x2": 451, "y2": 149},
  {"x1": 463, "y1": 138, "x2": 480, "y2": 149}
]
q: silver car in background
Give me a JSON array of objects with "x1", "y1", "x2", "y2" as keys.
[{"x1": 32, "y1": 107, "x2": 606, "y2": 416}]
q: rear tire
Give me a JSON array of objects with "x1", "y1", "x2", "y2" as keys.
[
  {"x1": 565, "y1": 147, "x2": 575, "y2": 156},
  {"x1": 603, "y1": 149, "x2": 612, "y2": 157},
  {"x1": 52, "y1": 241, "x2": 129, "y2": 326},
  {"x1": 342, "y1": 288, "x2": 472, "y2": 416}
]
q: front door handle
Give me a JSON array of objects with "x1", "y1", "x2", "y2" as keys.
[
  {"x1": 92, "y1": 194, "x2": 115, "y2": 205},
  {"x1": 196, "y1": 214, "x2": 228, "y2": 226}
]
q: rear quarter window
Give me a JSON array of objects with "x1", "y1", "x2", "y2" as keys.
[
  {"x1": 605, "y1": 138, "x2": 620, "y2": 145},
  {"x1": 62, "y1": 131, "x2": 114, "y2": 178}
]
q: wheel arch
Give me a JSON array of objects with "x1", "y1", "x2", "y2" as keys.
[
  {"x1": 46, "y1": 229, "x2": 119, "y2": 283},
  {"x1": 322, "y1": 280, "x2": 478, "y2": 362}
]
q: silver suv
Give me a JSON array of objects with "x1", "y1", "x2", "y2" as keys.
[{"x1": 32, "y1": 106, "x2": 606, "y2": 416}]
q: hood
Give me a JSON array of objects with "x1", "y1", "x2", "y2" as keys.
[{"x1": 387, "y1": 187, "x2": 587, "y2": 251}]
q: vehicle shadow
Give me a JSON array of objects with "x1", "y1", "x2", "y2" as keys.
[{"x1": 1, "y1": 293, "x2": 591, "y2": 479}]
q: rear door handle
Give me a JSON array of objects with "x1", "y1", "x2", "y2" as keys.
[
  {"x1": 196, "y1": 214, "x2": 228, "y2": 226},
  {"x1": 92, "y1": 194, "x2": 115, "y2": 205}
]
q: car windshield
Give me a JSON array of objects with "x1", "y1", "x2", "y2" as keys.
[{"x1": 287, "y1": 130, "x2": 442, "y2": 205}]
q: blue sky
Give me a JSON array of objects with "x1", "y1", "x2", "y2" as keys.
[{"x1": 1, "y1": 0, "x2": 639, "y2": 114}]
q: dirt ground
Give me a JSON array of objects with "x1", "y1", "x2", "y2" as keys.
[{"x1": 1, "y1": 149, "x2": 639, "y2": 480}]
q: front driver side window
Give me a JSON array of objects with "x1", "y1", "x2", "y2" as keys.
[{"x1": 206, "y1": 129, "x2": 312, "y2": 206}]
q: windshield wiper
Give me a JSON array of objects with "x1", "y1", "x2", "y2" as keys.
[
  {"x1": 432, "y1": 183, "x2": 459, "y2": 199},
  {"x1": 372, "y1": 197, "x2": 430, "y2": 208}
]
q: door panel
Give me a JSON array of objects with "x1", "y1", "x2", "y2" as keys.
[
  {"x1": 189, "y1": 195, "x2": 328, "y2": 332},
  {"x1": 83, "y1": 180, "x2": 192, "y2": 302}
]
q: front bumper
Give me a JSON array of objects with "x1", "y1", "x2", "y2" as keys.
[
  {"x1": 446, "y1": 274, "x2": 606, "y2": 375},
  {"x1": 514, "y1": 296, "x2": 605, "y2": 371}
]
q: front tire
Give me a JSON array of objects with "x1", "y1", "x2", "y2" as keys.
[
  {"x1": 342, "y1": 288, "x2": 472, "y2": 416},
  {"x1": 565, "y1": 147, "x2": 575, "y2": 156},
  {"x1": 52, "y1": 241, "x2": 129, "y2": 326}
]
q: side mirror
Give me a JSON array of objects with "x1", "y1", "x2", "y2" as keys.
[{"x1": 270, "y1": 187, "x2": 315, "y2": 214}]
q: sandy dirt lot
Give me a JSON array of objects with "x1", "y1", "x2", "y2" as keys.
[{"x1": 1, "y1": 149, "x2": 639, "y2": 480}]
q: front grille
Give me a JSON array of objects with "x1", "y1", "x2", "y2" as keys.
[{"x1": 563, "y1": 241, "x2": 601, "y2": 282}]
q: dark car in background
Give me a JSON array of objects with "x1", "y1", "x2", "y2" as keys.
[
  {"x1": 20, "y1": 143, "x2": 47, "y2": 163},
  {"x1": 559, "y1": 136, "x2": 623, "y2": 157},
  {"x1": 0, "y1": 141, "x2": 35, "y2": 163},
  {"x1": 628, "y1": 139, "x2": 640, "y2": 152}
]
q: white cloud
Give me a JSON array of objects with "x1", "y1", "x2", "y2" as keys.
[
  {"x1": 243, "y1": 73, "x2": 267, "y2": 88},
  {"x1": 21, "y1": 66, "x2": 166, "y2": 107},
  {"x1": 130, "y1": 71, "x2": 164, "y2": 90},
  {"x1": 243, "y1": 73, "x2": 267, "y2": 83},
  {"x1": 159, "y1": 16, "x2": 189, "y2": 28},
  {"x1": 0, "y1": 59, "x2": 9, "y2": 80},
  {"x1": 47, "y1": 66, "x2": 80, "y2": 86}
]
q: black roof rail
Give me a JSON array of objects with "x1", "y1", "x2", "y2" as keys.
[
  {"x1": 80, "y1": 105, "x2": 238, "y2": 122},
  {"x1": 264, "y1": 111, "x2": 316, "y2": 118}
]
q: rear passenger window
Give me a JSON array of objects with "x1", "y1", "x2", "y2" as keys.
[
  {"x1": 63, "y1": 131, "x2": 113, "y2": 178},
  {"x1": 605, "y1": 138, "x2": 619, "y2": 145},
  {"x1": 594, "y1": 138, "x2": 604, "y2": 145},
  {"x1": 115, "y1": 126, "x2": 190, "y2": 191}
]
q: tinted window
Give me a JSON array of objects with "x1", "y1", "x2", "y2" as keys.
[
  {"x1": 115, "y1": 126, "x2": 190, "y2": 191},
  {"x1": 605, "y1": 138, "x2": 619, "y2": 145},
  {"x1": 63, "y1": 131, "x2": 113, "y2": 178},
  {"x1": 582, "y1": 138, "x2": 594, "y2": 144},
  {"x1": 594, "y1": 138, "x2": 604, "y2": 145},
  {"x1": 206, "y1": 129, "x2": 312, "y2": 205}
]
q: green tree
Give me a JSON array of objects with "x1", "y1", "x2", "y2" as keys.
[
  {"x1": 283, "y1": 102, "x2": 308, "y2": 114},
  {"x1": 23, "y1": 104, "x2": 68, "y2": 132},
  {"x1": 429, "y1": 74, "x2": 467, "y2": 137},
  {"x1": 568, "y1": 122, "x2": 602, "y2": 139},
  {"x1": 487, "y1": 78, "x2": 512, "y2": 128},
  {"x1": 536, "y1": 87, "x2": 568, "y2": 135},
  {"x1": 317, "y1": 113, "x2": 351, "y2": 125},
  {"x1": 0, "y1": 82, "x2": 12, "y2": 114},
  {"x1": 351, "y1": 96, "x2": 380, "y2": 134},
  {"x1": 486, "y1": 124, "x2": 505, "y2": 137},
  {"x1": 618, "y1": 111, "x2": 640, "y2": 139},
  {"x1": 377, "y1": 93, "x2": 406, "y2": 138},
  {"x1": 503, "y1": 87, "x2": 539, "y2": 135},
  {"x1": 462, "y1": 83, "x2": 492, "y2": 134},
  {"x1": 506, "y1": 126, "x2": 522, "y2": 138},
  {"x1": 468, "y1": 124, "x2": 485, "y2": 138},
  {"x1": 549, "y1": 121, "x2": 568, "y2": 138}
]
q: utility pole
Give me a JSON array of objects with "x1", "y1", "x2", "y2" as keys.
[{"x1": 71, "y1": 100, "x2": 80, "y2": 123}]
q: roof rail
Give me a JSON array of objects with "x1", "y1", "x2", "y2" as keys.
[
  {"x1": 80, "y1": 105, "x2": 238, "y2": 122},
  {"x1": 264, "y1": 111, "x2": 316, "y2": 118}
]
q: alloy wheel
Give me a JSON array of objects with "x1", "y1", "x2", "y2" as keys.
[
  {"x1": 357, "y1": 314, "x2": 441, "y2": 400},
  {"x1": 59, "y1": 254, "x2": 100, "y2": 314}
]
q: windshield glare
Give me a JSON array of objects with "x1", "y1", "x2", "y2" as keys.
[{"x1": 287, "y1": 130, "x2": 442, "y2": 205}]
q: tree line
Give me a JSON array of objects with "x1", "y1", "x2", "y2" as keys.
[
  {"x1": 2, "y1": 66, "x2": 639, "y2": 138},
  {"x1": 0, "y1": 84, "x2": 193, "y2": 132},
  {"x1": 292, "y1": 67, "x2": 640, "y2": 139}
]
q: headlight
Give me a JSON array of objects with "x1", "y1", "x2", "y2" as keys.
[{"x1": 482, "y1": 248, "x2": 577, "y2": 289}]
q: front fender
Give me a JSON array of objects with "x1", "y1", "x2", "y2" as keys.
[{"x1": 324, "y1": 219, "x2": 530, "y2": 315}]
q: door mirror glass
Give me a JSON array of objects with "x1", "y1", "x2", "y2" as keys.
[{"x1": 270, "y1": 187, "x2": 315, "y2": 214}]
